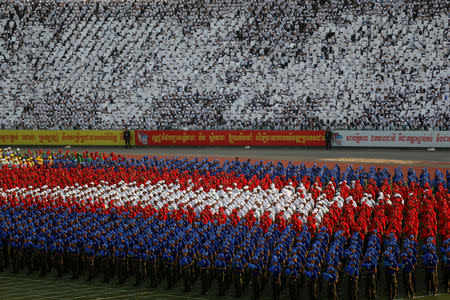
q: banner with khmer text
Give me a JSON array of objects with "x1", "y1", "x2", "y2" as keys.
[
  {"x1": 0, "y1": 130, "x2": 130, "y2": 146},
  {"x1": 332, "y1": 130, "x2": 450, "y2": 148},
  {"x1": 135, "y1": 130, "x2": 325, "y2": 146}
]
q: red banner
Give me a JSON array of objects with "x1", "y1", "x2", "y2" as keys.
[{"x1": 135, "y1": 130, "x2": 325, "y2": 146}]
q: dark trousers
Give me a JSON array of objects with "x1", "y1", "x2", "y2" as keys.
[
  {"x1": 234, "y1": 272, "x2": 244, "y2": 297},
  {"x1": 182, "y1": 266, "x2": 192, "y2": 292},
  {"x1": 148, "y1": 261, "x2": 158, "y2": 287},
  {"x1": 349, "y1": 277, "x2": 358, "y2": 300},
  {"x1": 288, "y1": 277, "x2": 298, "y2": 300},
  {"x1": 366, "y1": 273, "x2": 376, "y2": 300},
  {"x1": 272, "y1": 276, "x2": 281, "y2": 300},
  {"x1": 386, "y1": 272, "x2": 397, "y2": 300},
  {"x1": 217, "y1": 270, "x2": 226, "y2": 296},
  {"x1": 444, "y1": 267, "x2": 449, "y2": 293},
  {"x1": 425, "y1": 270, "x2": 437, "y2": 295},
  {"x1": 125, "y1": 138, "x2": 131, "y2": 148},
  {"x1": 326, "y1": 140, "x2": 332, "y2": 149},
  {"x1": 117, "y1": 259, "x2": 127, "y2": 284},
  {"x1": 200, "y1": 268, "x2": 210, "y2": 295},
  {"x1": 102, "y1": 257, "x2": 111, "y2": 283},
  {"x1": 328, "y1": 282, "x2": 338, "y2": 300},
  {"x1": 23, "y1": 251, "x2": 34, "y2": 275},
  {"x1": 310, "y1": 278, "x2": 320, "y2": 300},
  {"x1": 55, "y1": 253, "x2": 64, "y2": 277},
  {"x1": 251, "y1": 275, "x2": 262, "y2": 300}
]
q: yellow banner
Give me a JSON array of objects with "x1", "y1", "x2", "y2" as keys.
[{"x1": 0, "y1": 130, "x2": 134, "y2": 146}]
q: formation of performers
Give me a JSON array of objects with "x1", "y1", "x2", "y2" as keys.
[{"x1": 0, "y1": 148, "x2": 449, "y2": 299}]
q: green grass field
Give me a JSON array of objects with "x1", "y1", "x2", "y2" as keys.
[{"x1": 0, "y1": 269, "x2": 448, "y2": 300}]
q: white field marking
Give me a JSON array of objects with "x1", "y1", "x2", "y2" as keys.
[{"x1": 320, "y1": 157, "x2": 419, "y2": 164}]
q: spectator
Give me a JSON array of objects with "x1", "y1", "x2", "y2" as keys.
[{"x1": 0, "y1": 0, "x2": 448, "y2": 131}]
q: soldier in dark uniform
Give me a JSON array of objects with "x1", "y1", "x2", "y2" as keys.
[
  {"x1": 268, "y1": 258, "x2": 282, "y2": 300},
  {"x1": 163, "y1": 250, "x2": 176, "y2": 289},
  {"x1": 362, "y1": 254, "x2": 377, "y2": 300},
  {"x1": 400, "y1": 252, "x2": 415, "y2": 299},
  {"x1": 51, "y1": 240, "x2": 65, "y2": 277},
  {"x1": 22, "y1": 237, "x2": 35, "y2": 275},
  {"x1": 11, "y1": 234, "x2": 22, "y2": 273},
  {"x1": 123, "y1": 129, "x2": 131, "y2": 148},
  {"x1": 198, "y1": 250, "x2": 211, "y2": 295},
  {"x1": 115, "y1": 245, "x2": 127, "y2": 284},
  {"x1": 84, "y1": 243, "x2": 96, "y2": 281},
  {"x1": 147, "y1": 247, "x2": 158, "y2": 288},
  {"x1": 36, "y1": 238, "x2": 48, "y2": 277},
  {"x1": 232, "y1": 255, "x2": 245, "y2": 298},
  {"x1": 180, "y1": 250, "x2": 193, "y2": 292},
  {"x1": 0, "y1": 231, "x2": 6, "y2": 271},
  {"x1": 132, "y1": 246, "x2": 144, "y2": 286},
  {"x1": 0, "y1": 227, "x2": 11, "y2": 271},
  {"x1": 423, "y1": 251, "x2": 438, "y2": 296},
  {"x1": 286, "y1": 261, "x2": 299, "y2": 300},
  {"x1": 98, "y1": 245, "x2": 111, "y2": 283},
  {"x1": 323, "y1": 266, "x2": 338, "y2": 300},
  {"x1": 344, "y1": 257, "x2": 360, "y2": 300},
  {"x1": 443, "y1": 244, "x2": 450, "y2": 294},
  {"x1": 67, "y1": 241, "x2": 80, "y2": 279},
  {"x1": 222, "y1": 247, "x2": 233, "y2": 291},
  {"x1": 215, "y1": 253, "x2": 227, "y2": 296},
  {"x1": 383, "y1": 252, "x2": 399, "y2": 300},
  {"x1": 325, "y1": 128, "x2": 333, "y2": 150},
  {"x1": 249, "y1": 256, "x2": 262, "y2": 300},
  {"x1": 306, "y1": 262, "x2": 320, "y2": 300}
]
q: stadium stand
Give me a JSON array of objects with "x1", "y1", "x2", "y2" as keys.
[{"x1": 0, "y1": 0, "x2": 448, "y2": 131}]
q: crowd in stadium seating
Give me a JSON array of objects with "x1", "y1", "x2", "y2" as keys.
[{"x1": 0, "y1": 0, "x2": 448, "y2": 131}]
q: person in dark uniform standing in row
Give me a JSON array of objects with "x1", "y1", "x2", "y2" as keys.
[
  {"x1": 325, "y1": 127, "x2": 333, "y2": 150},
  {"x1": 123, "y1": 128, "x2": 131, "y2": 148}
]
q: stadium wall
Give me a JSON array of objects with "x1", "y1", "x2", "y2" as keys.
[
  {"x1": 134, "y1": 130, "x2": 325, "y2": 146},
  {"x1": 0, "y1": 130, "x2": 131, "y2": 146},
  {"x1": 1, "y1": 130, "x2": 449, "y2": 148},
  {"x1": 333, "y1": 130, "x2": 450, "y2": 148}
]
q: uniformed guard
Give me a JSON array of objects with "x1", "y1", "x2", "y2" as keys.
[
  {"x1": 249, "y1": 256, "x2": 262, "y2": 300},
  {"x1": 268, "y1": 258, "x2": 282, "y2": 300},
  {"x1": 286, "y1": 261, "x2": 299, "y2": 300},
  {"x1": 163, "y1": 249, "x2": 176, "y2": 289},
  {"x1": 11, "y1": 234, "x2": 22, "y2": 273},
  {"x1": 232, "y1": 255, "x2": 245, "y2": 297},
  {"x1": 362, "y1": 254, "x2": 377, "y2": 300},
  {"x1": 67, "y1": 241, "x2": 80, "y2": 279},
  {"x1": 51, "y1": 239, "x2": 65, "y2": 277},
  {"x1": 36, "y1": 238, "x2": 48, "y2": 277},
  {"x1": 423, "y1": 251, "x2": 438, "y2": 296},
  {"x1": 115, "y1": 245, "x2": 127, "y2": 284},
  {"x1": 84, "y1": 242, "x2": 96, "y2": 281},
  {"x1": 132, "y1": 246, "x2": 144, "y2": 286},
  {"x1": 305, "y1": 262, "x2": 320, "y2": 300},
  {"x1": 147, "y1": 247, "x2": 158, "y2": 288},
  {"x1": 98, "y1": 245, "x2": 111, "y2": 283},
  {"x1": 443, "y1": 244, "x2": 450, "y2": 294},
  {"x1": 22, "y1": 237, "x2": 35, "y2": 275},
  {"x1": 383, "y1": 251, "x2": 399, "y2": 300},
  {"x1": 0, "y1": 227, "x2": 11, "y2": 271},
  {"x1": 198, "y1": 250, "x2": 211, "y2": 295},
  {"x1": 400, "y1": 252, "x2": 415, "y2": 299},
  {"x1": 215, "y1": 253, "x2": 227, "y2": 296},
  {"x1": 323, "y1": 266, "x2": 338, "y2": 300},
  {"x1": 180, "y1": 250, "x2": 193, "y2": 292}
]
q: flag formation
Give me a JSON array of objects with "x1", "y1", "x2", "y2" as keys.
[{"x1": 0, "y1": 148, "x2": 449, "y2": 299}]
